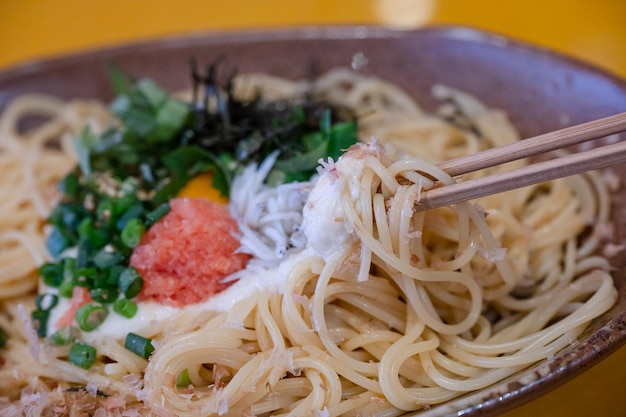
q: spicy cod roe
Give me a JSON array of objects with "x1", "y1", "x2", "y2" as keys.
[{"x1": 130, "y1": 198, "x2": 249, "y2": 307}]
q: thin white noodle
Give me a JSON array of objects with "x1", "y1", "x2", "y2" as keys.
[{"x1": 0, "y1": 69, "x2": 619, "y2": 416}]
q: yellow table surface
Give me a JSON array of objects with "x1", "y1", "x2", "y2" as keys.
[{"x1": 1, "y1": 1, "x2": 625, "y2": 416}]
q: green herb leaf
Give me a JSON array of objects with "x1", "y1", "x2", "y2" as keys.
[{"x1": 74, "y1": 126, "x2": 98, "y2": 177}]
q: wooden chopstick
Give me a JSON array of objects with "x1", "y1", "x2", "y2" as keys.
[
  {"x1": 415, "y1": 113, "x2": 626, "y2": 212},
  {"x1": 437, "y1": 112, "x2": 626, "y2": 177}
]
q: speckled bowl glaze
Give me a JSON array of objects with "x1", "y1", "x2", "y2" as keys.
[{"x1": 1, "y1": 26, "x2": 624, "y2": 417}]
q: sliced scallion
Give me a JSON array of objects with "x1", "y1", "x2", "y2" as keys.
[
  {"x1": 145, "y1": 202, "x2": 170, "y2": 226},
  {"x1": 113, "y1": 298, "x2": 138, "y2": 318},
  {"x1": 31, "y1": 309, "x2": 50, "y2": 338},
  {"x1": 58, "y1": 277, "x2": 75, "y2": 298},
  {"x1": 38, "y1": 263, "x2": 63, "y2": 287},
  {"x1": 176, "y1": 368, "x2": 191, "y2": 387},
  {"x1": 90, "y1": 288, "x2": 118, "y2": 304},
  {"x1": 69, "y1": 342, "x2": 97, "y2": 369},
  {"x1": 75, "y1": 302, "x2": 109, "y2": 332},
  {"x1": 35, "y1": 293, "x2": 59, "y2": 311},
  {"x1": 121, "y1": 218, "x2": 145, "y2": 248},
  {"x1": 119, "y1": 267, "x2": 143, "y2": 299},
  {"x1": 124, "y1": 332, "x2": 154, "y2": 359},
  {"x1": 93, "y1": 249, "x2": 124, "y2": 268},
  {"x1": 45, "y1": 227, "x2": 70, "y2": 259},
  {"x1": 49, "y1": 326, "x2": 78, "y2": 346}
]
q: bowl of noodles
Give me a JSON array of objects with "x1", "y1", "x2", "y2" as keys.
[{"x1": 0, "y1": 26, "x2": 625, "y2": 417}]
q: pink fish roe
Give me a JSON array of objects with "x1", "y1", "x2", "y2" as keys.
[{"x1": 130, "y1": 198, "x2": 249, "y2": 307}]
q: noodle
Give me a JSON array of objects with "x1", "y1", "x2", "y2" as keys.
[{"x1": 0, "y1": 69, "x2": 619, "y2": 416}]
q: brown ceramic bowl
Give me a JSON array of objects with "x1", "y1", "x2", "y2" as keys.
[{"x1": 1, "y1": 26, "x2": 625, "y2": 416}]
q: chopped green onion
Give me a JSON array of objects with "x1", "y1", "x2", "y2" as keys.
[
  {"x1": 124, "y1": 332, "x2": 154, "y2": 359},
  {"x1": 35, "y1": 294, "x2": 59, "y2": 311},
  {"x1": 176, "y1": 368, "x2": 191, "y2": 387},
  {"x1": 90, "y1": 288, "x2": 118, "y2": 304},
  {"x1": 93, "y1": 249, "x2": 124, "y2": 268},
  {"x1": 31, "y1": 309, "x2": 50, "y2": 338},
  {"x1": 58, "y1": 277, "x2": 75, "y2": 298},
  {"x1": 96, "y1": 199, "x2": 114, "y2": 222},
  {"x1": 115, "y1": 203, "x2": 144, "y2": 231},
  {"x1": 121, "y1": 218, "x2": 145, "y2": 248},
  {"x1": 0, "y1": 327, "x2": 6, "y2": 349},
  {"x1": 46, "y1": 227, "x2": 70, "y2": 258},
  {"x1": 75, "y1": 302, "x2": 109, "y2": 332},
  {"x1": 119, "y1": 268, "x2": 143, "y2": 299},
  {"x1": 69, "y1": 342, "x2": 97, "y2": 369},
  {"x1": 49, "y1": 326, "x2": 78, "y2": 346},
  {"x1": 39, "y1": 263, "x2": 63, "y2": 287},
  {"x1": 113, "y1": 298, "x2": 138, "y2": 318},
  {"x1": 78, "y1": 219, "x2": 109, "y2": 249},
  {"x1": 59, "y1": 171, "x2": 80, "y2": 199},
  {"x1": 145, "y1": 203, "x2": 170, "y2": 226}
]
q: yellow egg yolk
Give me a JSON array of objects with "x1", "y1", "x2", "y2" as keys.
[{"x1": 177, "y1": 173, "x2": 228, "y2": 204}]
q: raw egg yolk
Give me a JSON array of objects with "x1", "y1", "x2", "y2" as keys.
[{"x1": 177, "y1": 173, "x2": 228, "y2": 204}]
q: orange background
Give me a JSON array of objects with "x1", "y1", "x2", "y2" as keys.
[{"x1": 1, "y1": 1, "x2": 625, "y2": 416}]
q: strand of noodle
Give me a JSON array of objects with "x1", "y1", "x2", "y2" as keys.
[
  {"x1": 566, "y1": 174, "x2": 597, "y2": 223},
  {"x1": 327, "y1": 391, "x2": 379, "y2": 417},
  {"x1": 289, "y1": 354, "x2": 343, "y2": 413},
  {"x1": 430, "y1": 350, "x2": 483, "y2": 378},
  {"x1": 538, "y1": 237, "x2": 578, "y2": 293},
  {"x1": 386, "y1": 185, "x2": 406, "y2": 256},
  {"x1": 0, "y1": 276, "x2": 38, "y2": 298},
  {"x1": 98, "y1": 338, "x2": 147, "y2": 375},
  {"x1": 256, "y1": 291, "x2": 286, "y2": 351},
  {"x1": 345, "y1": 187, "x2": 484, "y2": 296},
  {"x1": 301, "y1": 344, "x2": 382, "y2": 395},
  {"x1": 286, "y1": 370, "x2": 325, "y2": 416},
  {"x1": 465, "y1": 204, "x2": 518, "y2": 299},
  {"x1": 373, "y1": 193, "x2": 393, "y2": 252},
  {"x1": 311, "y1": 247, "x2": 382, "y2": 377},
  {"x1": 249, "y1": 378, "x2": 312, "y2": 415},
  {"x1": 397, "y1": 185, "x2": 420, "y2": 263},
  {"x1": 443, "y1": 271, "x2": 615, "y2": 356},
  {"x1": 0, "y1": 94, "x2": 64, "y2": 141},
  {"x1": 36, "y1": 359, "x2": 137, "y2": 396},
  {"x1": 531, "y1": 200, "x2": 585, "y2": 250},
  {"x1": 281, "y1": 257, "x2": 327, "y2": 349},
  {"x1": 207, "y1": 349, "x2": 295, "y2": 415},
  {"x1": 1, "y1": 229, "x2": 46, "y2": 266},
  {"x1": 334, "y1": 293, "x2": 405, "y2": 332},
  {"x1": 427, "y1": 228, "x2": 479, "y2": 272},
  {"x1": 419, "y1": 349, "x2": 526, "y2": 392},
  {"x1": 574, "y1": 255, "x2": 612, "y2": 274},
  {"x1": 356, "y1": 168, "x2": 376, "y2": 282},
  {"x1": 324, "y1": 282, "x2": 405, "y2": 315},
  {"x1": 379, "y1": 324, "x2": 440, "y2": 410},
  {"x1": 340, "y1": 330, "x2": 402, "y2": 352}
]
